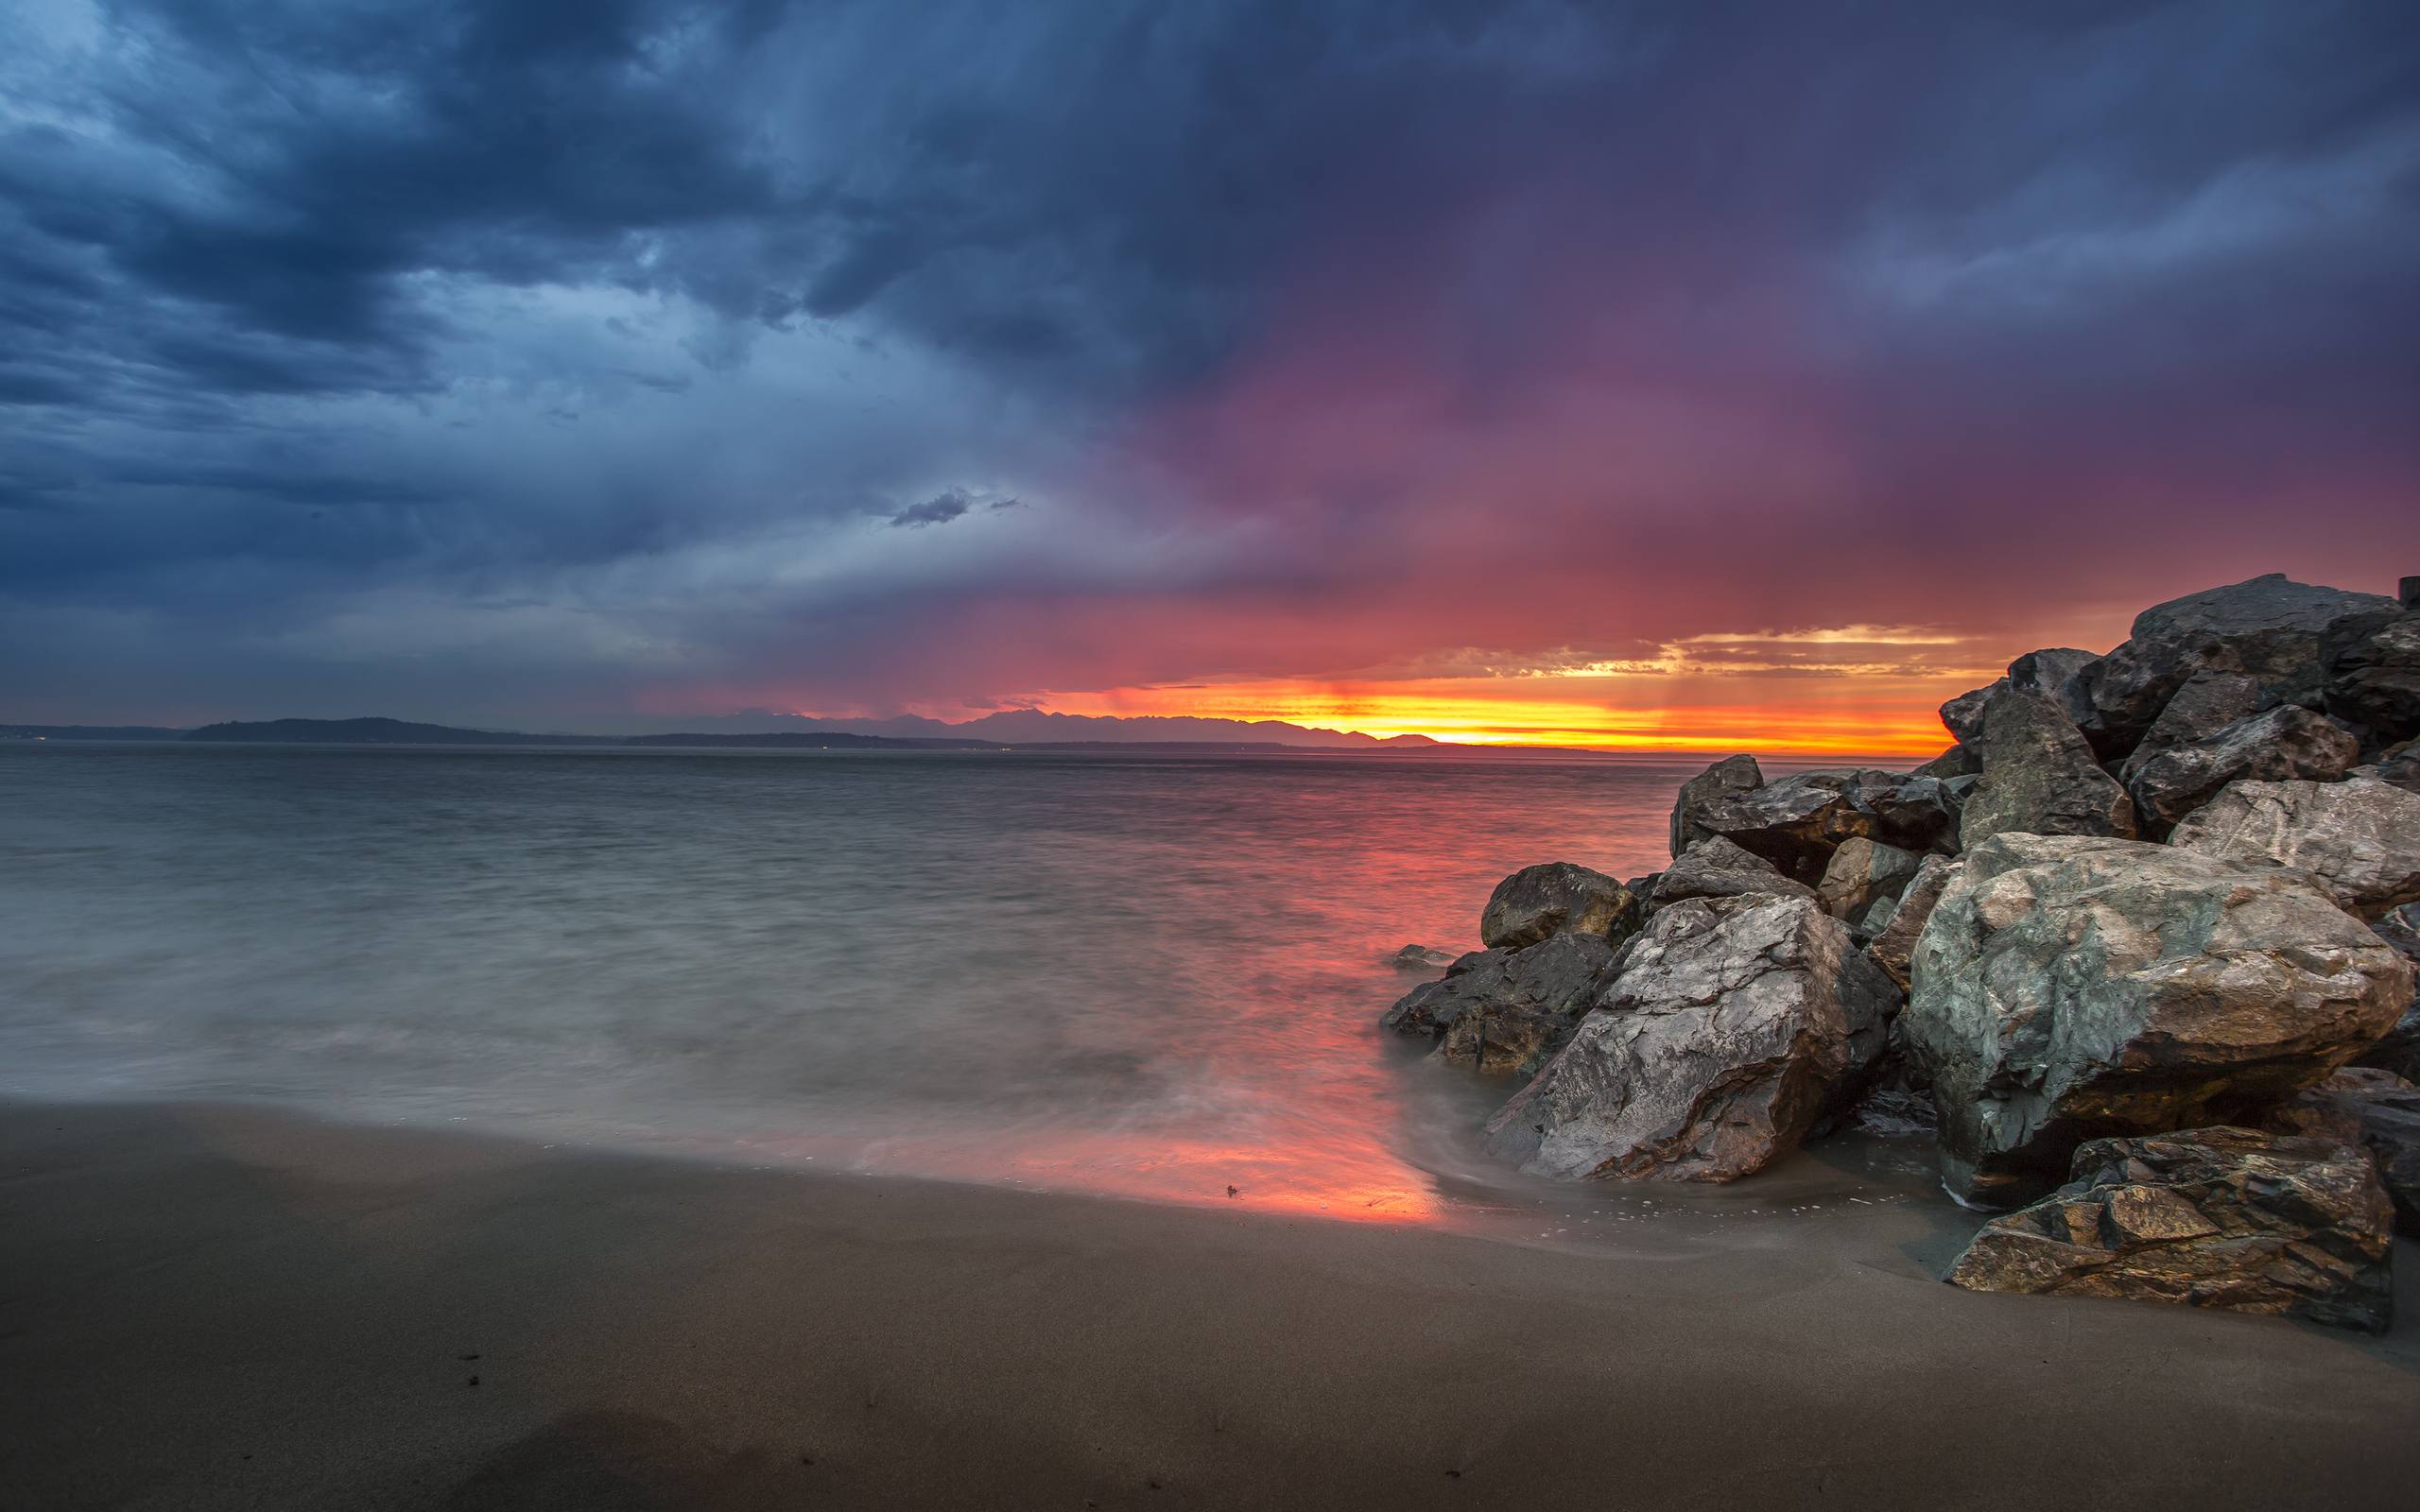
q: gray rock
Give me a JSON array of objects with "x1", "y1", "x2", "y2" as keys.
[
  {"x1": 1379, "y1": 934, "x2": 1620, "y2": 1077},
  {"x1": 1647, "y1": 835, "x2": 1815, "y2": 908},
  {"x1": 1479, "y1": 862, "x2": 1642, "y2": 950},
  {"x1": 1945, "y1": 1126, "x2": 2394, "y2": 1333},
  {"x1": 2071, "y1": 574, "x2": 2396, "y2": 760},
  {"x1": 2007, "y1": 647, "x2": 2100, "y2": 730},
  {"x1": 2322, "y1": 607, "x2": 2420, "y2": 747},
  {"x1": 1912, "y1": 744, "x2": 1978, "y2": 779},
  {"x1": 1863, "y1": 853, "x2": 1961, "y2": 993},
  {"x1": 1688, "y1": 767, "x2": 1960, "y2": 884},
  {"x1": 1482, "y1": 895, "x2": 1896, "y2": 1181},
  {"x1": 1815, "y1": 837, "x2": 1923, "y2": 926},
  {"x1": 1959, "y1": 687, "x2": 2137, "y2": 849},
  {"x1": 1904, "y1": 833, "x2": 2412, "y2": 1207},
  {"x1": 2351, "y1": 905, "x2": 2419, "y2": 1081},
  {"x1": 2370, "y1": 739, "x2": 2420, "y2": 792},
  {"x1": 1940, "y1": 683, "x2": 1998, "y2": 746},
  {"x1": 2169, "y1": 777, "x2": 2420, "y2": 920},
  {"x1": 2261, "y1": 1066, "x2": 2415, "y2": 1149},
  {"x1": 1389, "y1": 944, "x2": 1456, "y2": 971},
  {"x1": 2122, "y1": 705, "x2": 2360, "y2": 835},
  {"x1": 2115, "y1": 671, "x2": 2264, "y2": 783},
  {"x1": 1668, "y1": 754, "x2": 1764, "y2": 857}
]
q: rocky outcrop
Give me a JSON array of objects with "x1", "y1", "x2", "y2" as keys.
[
  {"x1": 1815, "y1": 837, "x2": 1922, "y2": 931},
  {"x1": 1682, "y1": 767, "x2": 1960, "y2": 884},
  {"x1": 1945, "y1": 1126, "x2": 2394, "y2": 1333},
  {"x1": 1482, "y1": 895, "x2": 1895, "y2": 1181},
  {"x1": 1904, "y1": 834, "x2": 2412, "y2": 1207},
  {"x1": 1380, "y1": 933, "x2": 1620, "y2": 1077},
  {"x1": 2169, "y1": 777, "x2": 2420, "y2": 920},
  {"x1": 1863, "y1": 853, "x2": 1961, "y2": 993},
  {"x1": 1647, "y1": 835, "x2": 1815, "y2": 908},
  {"x1": 2121, "y1": 705, "x2": 2360, "y2": 835},
  {"x1": 2070, "y1": 574, "x2": 2397, "y2": 760},
  {"x1": 1958, "y1": 687, "x2": 2137, "y2": 849},
  {"x1": 1668, "y1": 754, "x2": 1763, "y2": 856},
  {"x1": 1479, "y1": 863, "x2": 1641, "y2": 950},
  {"x1": 2322, "y1": 607, "x2": 2420, "y2": 747}
]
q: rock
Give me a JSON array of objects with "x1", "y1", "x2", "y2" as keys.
[
  {"x1": 1668, "y1": 754, "x2": 1765, "y2": 857},
  {"x1": 2071, "y1": 574, "x2": 2396, "y2": 760},
  {"x1": 1958, "y1": 687, "x2": 2137, "y2": 849},
  {"x1": 1479, "y1": 862, "x2": 1642, "y2": 950},
  {"x1": 2262, "y1": 1066, "x2": 2416, "y2": 1147},
  {"x1": 1863, "y1": 853, "x2": 1961, "y2": 993},
  {"x1": 1389, "y1": 944, "x2": 1456, "y2": 971},
  {"x1": 2115, "y1": 671, "x2": 2263, "y2": 783},
  {"x1": 1912, "y1": 744, "x2": 1978, "y2": 779},
  {"x1": 2369, "y1": 739, "x2": 2419, "y2": 792},
  {"x1": 2169, "y1": 777, "x2": 2420, "y2": 920},
  {"x1": 2322, "y1": 607, "x2": 2420, "y2": 747},
  {"x1": 1904, "y1": 833, "x2": 2412, "y2": 1207},
  {"x1": 1944, "y1": 1126, "x2": 2394, "y2": 1333},
  {"x1": 1854, "y1": 1087, "x2": 1938, "y2": 1138},
  {"x1": 1686, "y1": 767, "x2": 1960, "y2": 884},
  {"x1": 1379, "y1": 934, "x2": 1620, "y2": 1076},
  {"x1": 1940, "y1": 683, "x2": 1997, "y2": 746},
  {"x1": 1647, "y1": 835, "x2": 1816, "y2": 908},
  {"x1": 2007, "y1": 647, "x2": 2100, "y2": 730},
  {"x1": 1482, "y1": 895, "x2": 1897, "y2": 1181},
  {"x1": 2358, "y1": 1004, "x2": 2420, "y2": 1083},
  {"x1": 2121, "y1": 705, "x2": 2360, "y2": 835},
  {"x1": 1815, "y1": 837, "x2": 1923, "y2": 926}
]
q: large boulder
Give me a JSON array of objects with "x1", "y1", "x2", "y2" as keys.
[
  {"x1": 1379, "y1": 933, "x2": 1620, "y2": 1077},
  {"x1": 1815, "y1": 837, "x2": 1923, "y2": 928},
  {"x1": 2169, "y1": 777, "x2": 2420, "y2": 920},
  {"x1": 2007, "y1": 647, "x2": 2100, "y2": 730},
  {"x1": 1940, "y1": 684, "x2": 1996, "y2": 746},
  {"x1": 1904, "y1": 834, "x2": 2412, "y2": 1207},
  {"x1": 1668, "y1": 754, "x2": 1763, "y2": 857},
  {"x1": 2121, "y1": 705, "x2": 2360, "y2": 835},
  {"x1": 1958, "y1": 687, "x2": 2137, "y2": 849},
  {"x1": 1863, "y1": 853, "x2": 1962, "y2": 994},
  {"x1": 1479, "y1": 862, "x2": 1641, "y2": 950},
  {"x1": 2322, "y1": 607, "x2": 2420, "y2": 747},
  {"x1": 1482, "y1": 894, "x2": 1896, "y2": 1181},
  {"x1": 1944, "y1": 1126, "x2": 2394, "y2": 1333},
  {"x1": 2070, "y1": 574, "x2": 2396, "y2": 760},
  {"x1": 1685, "y1": 767, "x2": 1960, "y2": 884},
  {"x1": 1647, "y1": 835, "x2": 1815, "y2": 908},
  {"x1": 2115, "y1": 671, "x2": 2263, "y2": 782}
]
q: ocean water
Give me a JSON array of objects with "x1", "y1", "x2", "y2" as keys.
[{"x1": 0, "y1": 742, "x2": 1932, "y2": 1228}]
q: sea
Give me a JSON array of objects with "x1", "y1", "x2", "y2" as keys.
[{"x1": 0, "y1": 741, "x2": 1940, "y2": 1233}]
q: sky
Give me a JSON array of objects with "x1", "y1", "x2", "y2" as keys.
[{"x1": 2, "y1": 1, "x2": 2415, "y2": 753}]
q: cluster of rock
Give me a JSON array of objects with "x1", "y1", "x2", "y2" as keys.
[{"x1": 1382, "y1": 574, "x2": 2420, "y2": 1331}]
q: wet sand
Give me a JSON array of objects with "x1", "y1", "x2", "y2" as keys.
[{"x1": 3, "y1": 1099, "x2": 2415, "y2": 1510}]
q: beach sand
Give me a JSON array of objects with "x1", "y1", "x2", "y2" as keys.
[{"x1": 4, "y1": 1099, "x2": 2414, "y2": 1510}]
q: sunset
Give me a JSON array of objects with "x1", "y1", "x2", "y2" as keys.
[{"x1": 5, "y1": 3, "x2": 2417, "y2": 1508}]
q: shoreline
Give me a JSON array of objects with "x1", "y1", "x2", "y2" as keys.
[{"x1": 5, "y1": 1096, "x2": 2415, "y2": 1509}]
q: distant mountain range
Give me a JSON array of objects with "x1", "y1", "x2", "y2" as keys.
[{"x1": 4, "y1": 714, "x2": 1445, "y2": 753}]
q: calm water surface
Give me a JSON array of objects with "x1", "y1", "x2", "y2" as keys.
[{"x1": 0, "y1": 743, "x2": 1937, "y2": 1231}]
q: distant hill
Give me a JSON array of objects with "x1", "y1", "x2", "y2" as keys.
[
  {"x1": 626, "y1": 731, "x2": 1003, "y2": 750},
  {"x1": 619, "y1": 708, "x2": 1442, "y2": 748},
  {"x1": 1, "y1": 724, "x2": 189, "y2": 741},
  {"x1": 182, "y1": 717, "x2": 612, "y2": 746}
]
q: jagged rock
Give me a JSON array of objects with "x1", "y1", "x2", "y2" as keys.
[
  {"x1": 1389, "y1": 944, "x2": 1455, "y2": 971},
  {"x1": 1482, "y1": 895, "x2": 1896, "y2": 1181},
  {"x1": 2008, "y1": 647, "x2": 2100, "y2": 730},
  {"x1": 1941, "y1": 683, "x2": 1997, "y2": 745},
  {"x1": 1959, "y1": 687, "x2": 2137, "y2": 849},
  {"x1": 1668, "y1": 754, "x2": 1763, "y2": 857},
  {"x1": 2169, "y1": 777, "x2": 2420, "y2": 920},
  {"x1": 1686, "y1": 767, "x2": 1960, "y2": 884},
  {"x1": 2360, "y1": 1005, "x2": 2420, "y2": 1083},
  {"x1": 1912, "y1": 744, "x2": 1978, "y2": 779},
  {"x1": 1944, "y1": 1126, "x2": 2394, "y2": 1333},
  {"x1": 1904, "y1": 833, "x2": 2412, "y2": 1207},
  {"x1": 2323, "y1": 607, "x2": 2420, "y2": 747},
  {"x1": 1647, "y1": 835, "x2": 1815, "y2": 908},
  {"x1": 2070, "y1": 574, "x2": 2396, "y2": 760},
  {"x1": 1379, "y1": 934, "x2": 1620, "y2": 1076},
  {"x1": 1479, "y1": 862, "x2": 1641, "y2": 950},
  {"x1": 2262, "y1": 1066, "x2": 2415, "y2": 1146},
  {"x1": 2116, "y1": 671, "x2": 2263, "y2": 783},
  {"x1": 2122, "y1": 705, "x2": 2360, "y2": 835},
  {"x1": 1863, "y1": 854, "x2": 1961, "y2": 993},
  {"x1": 1815, "y1": 837, "x2": 1923, "y2": 926},
  {"x1": 2366, "y1": 739, "x2": 2419, "y2": 792}
]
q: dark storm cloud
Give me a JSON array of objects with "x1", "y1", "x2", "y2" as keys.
[{"x1": 1, "y1": 0, "x2": 2416, "y2": 723}]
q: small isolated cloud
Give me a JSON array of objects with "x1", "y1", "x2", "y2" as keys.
[{"x1": 886, "y1": 487, "x2": 1019, "y2": 528}]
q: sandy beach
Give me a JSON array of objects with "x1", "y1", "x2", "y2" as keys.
[{"x1": 3, "y1": 1098, "x2": 2414, "y2": 1511}]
